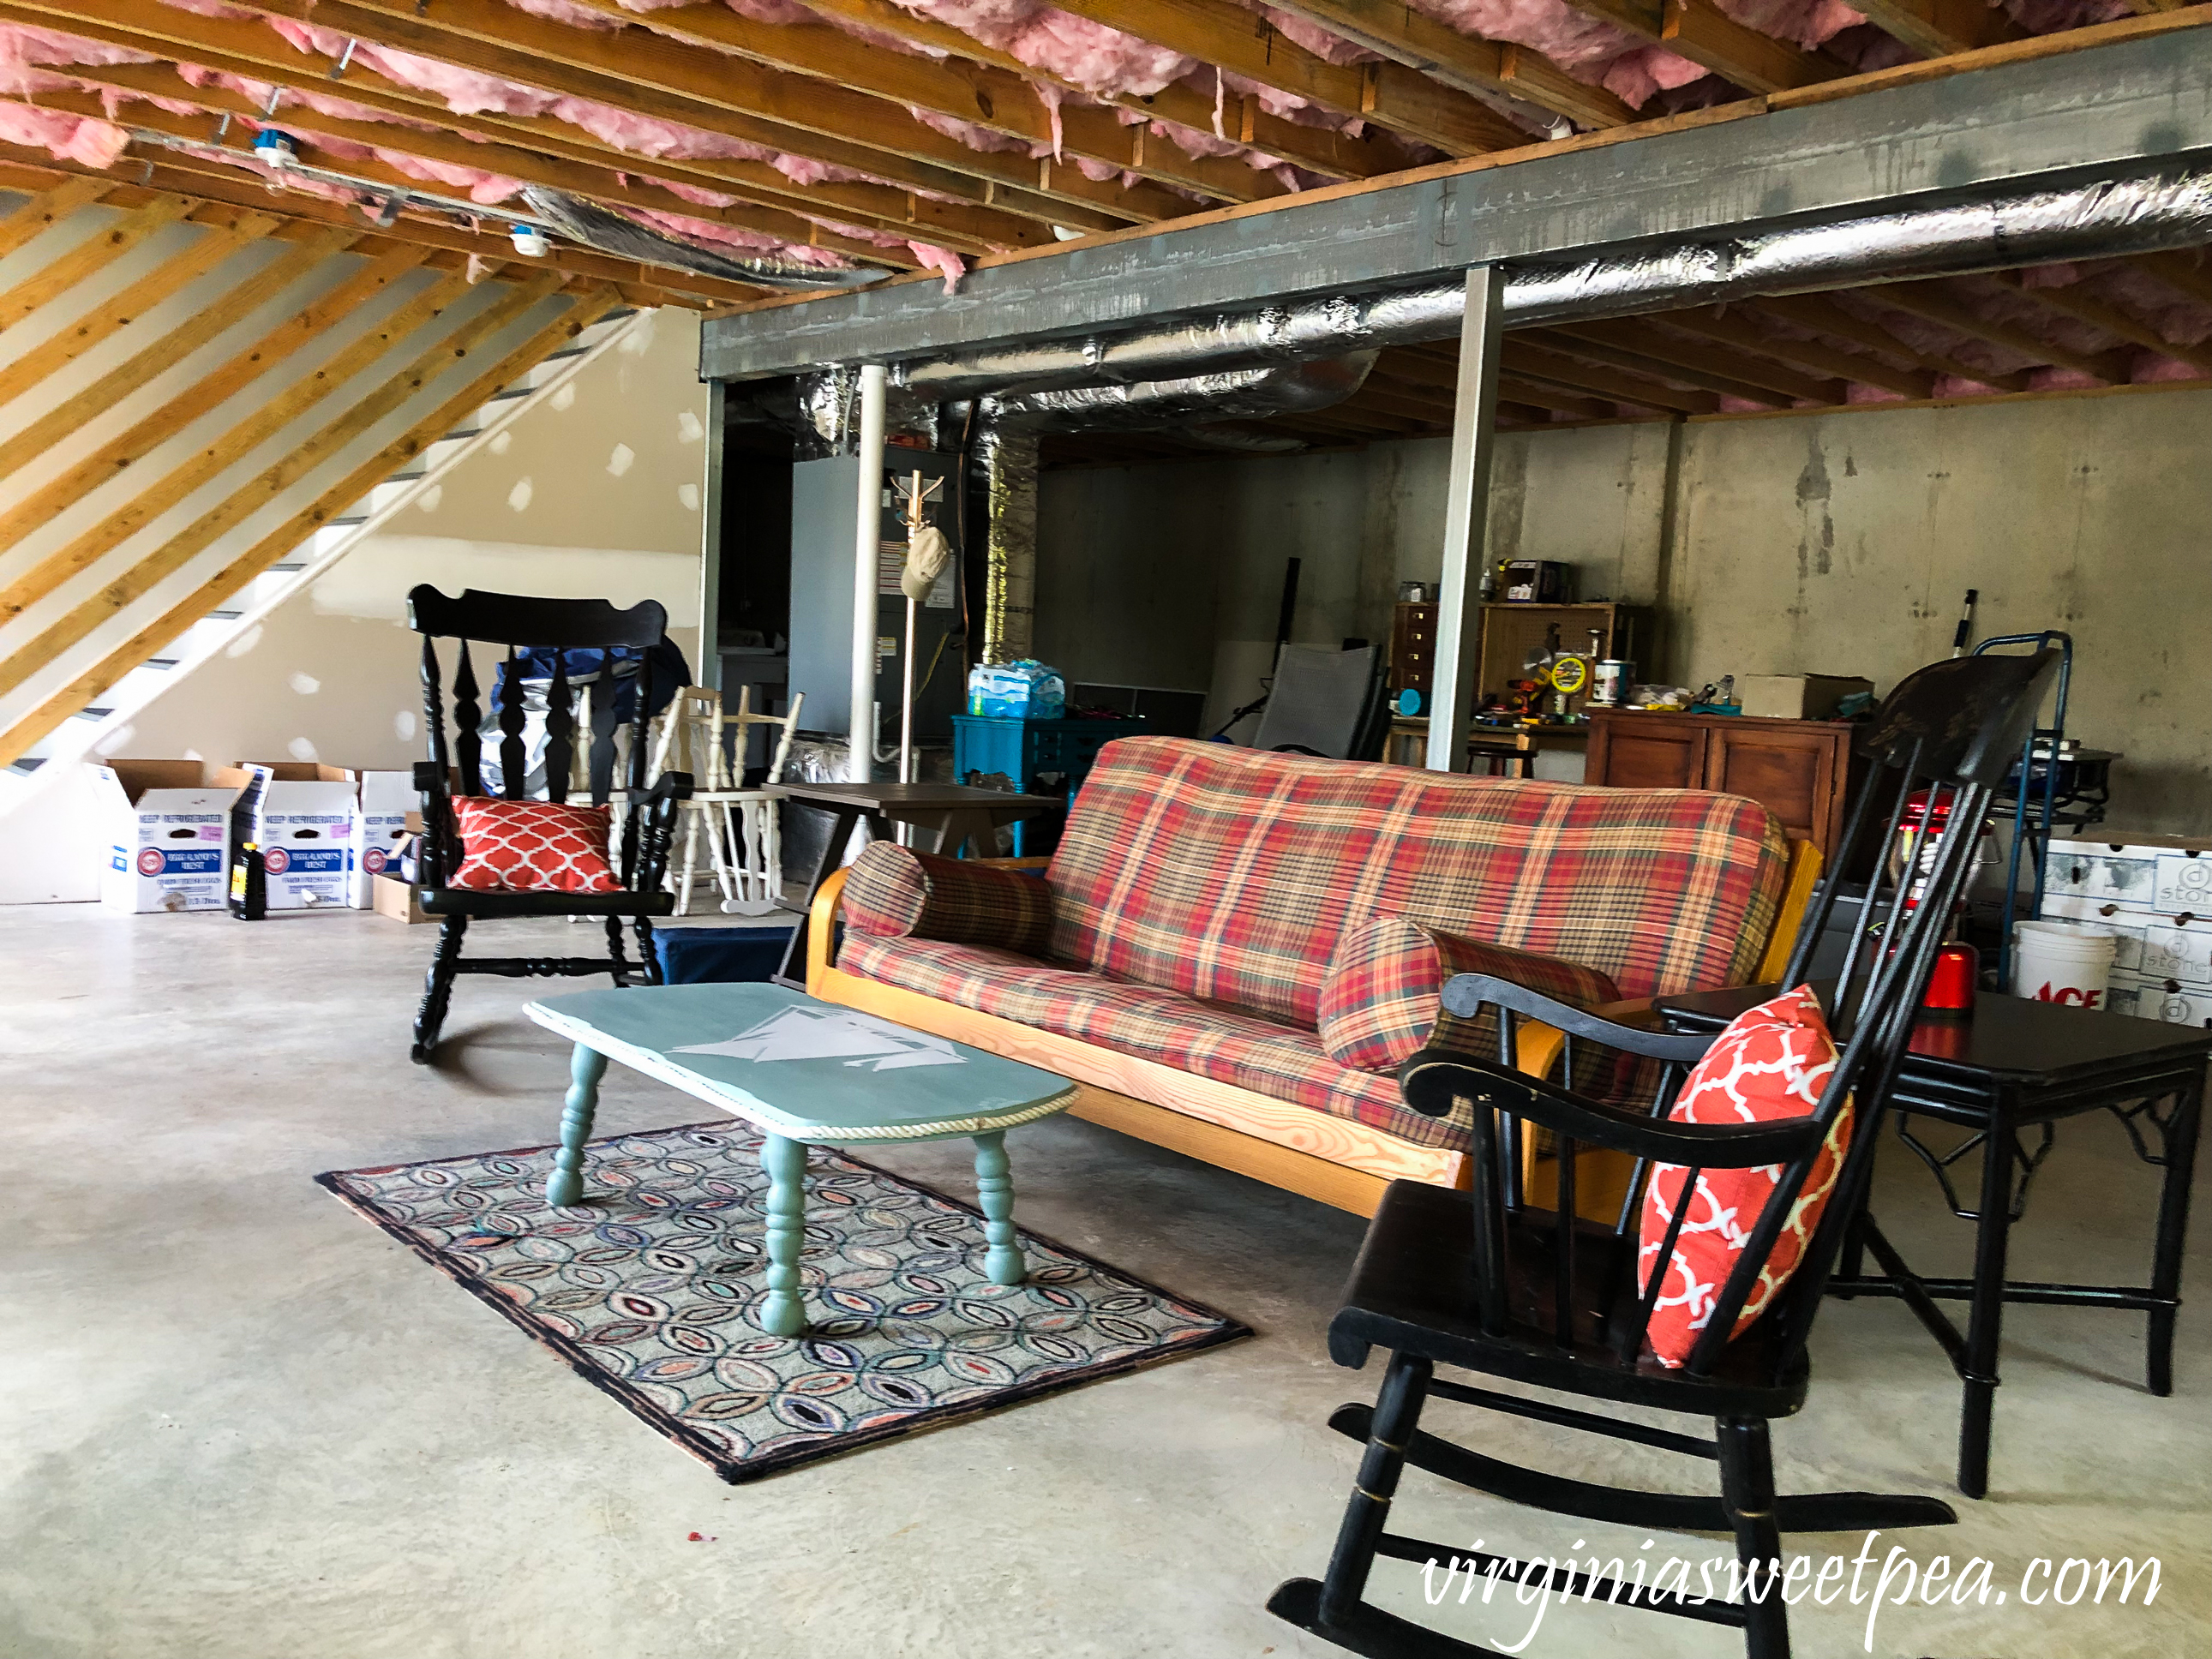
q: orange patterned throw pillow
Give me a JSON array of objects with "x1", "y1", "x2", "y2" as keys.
[
  {"x1": 446, "y1": 797, "x2": 621, "y2": 894},
  {"x1": 1635, "y1": 985, "x2": 1851, "y2": 1369}
]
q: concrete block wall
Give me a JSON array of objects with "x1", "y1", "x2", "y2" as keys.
[{"x1": 1034, "y1": 386, "x2": 2211, "y2": 833}]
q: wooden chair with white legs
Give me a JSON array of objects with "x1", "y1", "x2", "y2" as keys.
[
  {"x1": 647, "y1": 687, "x2": 740, "y2": 916},
  {"x1": 710, "y1": 687, "x2": 804, "y2": 914}
]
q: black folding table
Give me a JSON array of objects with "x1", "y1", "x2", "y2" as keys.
[{"x1": 1658, "y1": 984, "x2": 2206, "y2": 1499}]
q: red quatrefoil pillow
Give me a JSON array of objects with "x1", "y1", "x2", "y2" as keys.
[
  {"x1": 1636, "y1": 985, "x2": 1851, "y2": 1369},
  {"x1": 446, "y1": 797, "x2": 621, "y2": 895}
]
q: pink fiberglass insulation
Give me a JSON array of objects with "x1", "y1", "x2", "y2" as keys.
[
  {"x1": 0, "y1": 22, "x2": 155, "y2": 86},
  {"x1": 0, "y1": 100, "x2": 126, "y2": 167},
  {"x1": 1707, "y1": 0, "x2": 1860, "y2": 50},
  {"x1": 625, "y1": 203, "x2": 850, "y2": 262},
  {"x1": 2002, "y1": 0, "x2": 2131, "y2": 30},
  {"x1": 908, "y1": 242, "x2": 968, "y2": 291},
  {"x1": 656, "y1": 177, "x2": 744, "y2": 209},
  {"x1": 1254, "y1": 6, "x2": 1376, "y2": 66},
  {"x1": 506, "y1": 0, "x2": 624, "y2": 28}
]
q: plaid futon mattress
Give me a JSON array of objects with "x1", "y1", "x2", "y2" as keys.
[
  {"x1": 837, "y1": 933, "x2": 1466, "y2": 1149},
  {"x1": 1042, "y1": 738, "x2": 1788, "y2": 1027}
]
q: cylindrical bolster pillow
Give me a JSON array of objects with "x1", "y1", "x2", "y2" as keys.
[
  {"x1": 1318, "y1": 913, "x2": 1622, "y2": 1074},
  {"x1": 841, "y1": 843, "x2": 1053, "y2": 958}
]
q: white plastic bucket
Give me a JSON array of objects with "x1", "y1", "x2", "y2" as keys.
[{"x1": 2010, "y1": 920, "x2": 2117, "y2": 1009}]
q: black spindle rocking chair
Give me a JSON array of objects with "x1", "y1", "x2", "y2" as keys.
[
  {"x1": 1268, "y1": 650, "x2": 2059, "y2": 1659},
  {"x1": 407, "y1": 585, "x2": 692, "y2": 1064}
]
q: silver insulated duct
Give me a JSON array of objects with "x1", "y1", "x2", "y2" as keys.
[{"x1": 895, "y1": 170, "x2": 2212, "y2": 402}]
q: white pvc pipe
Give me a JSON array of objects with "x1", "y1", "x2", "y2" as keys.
[
  {"x1": 898, "y1": 594, "x2": 917, "y2": 784},
  {"x1": 849, "y1": 364, "x2": 887, "y2": 784}
]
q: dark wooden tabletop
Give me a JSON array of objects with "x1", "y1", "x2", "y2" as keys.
[
  {"x1": 770, "y1": 781, "x2": 1058, "y2": 812},
  {"x1": 1659, "y1": 981, "x2": 2212, "y2": 1086}
]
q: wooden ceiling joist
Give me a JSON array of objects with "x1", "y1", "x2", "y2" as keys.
[
  {"x1": 560, "y1": 0, "x2": 1408, "y2": 178},
  {"x1": 216, "y1": 0, "x2": 1278, "y2": 208},
  {"x1": 0, "y1": 211, "x2": 281, "y2": 412},
  {"x1": 60, "y1": 54, "x2": 1056, "y2": 254},
  {"x1": 1550, "y1": 0, "x2": 1843, "y2": 94},
  {"x1": 1034, "y1": 0, "x2": 1532, "y2": 153},
  {"x1": 1745, "y1": 294, "x2": 2031, "y2": 393},
  {"x1": 1259, "y1": 0, "x2": 1634, "y2": 129},
  {"x1": 0, "y1": 285, "x2": 619, "y2": 772},
  {"x1": 1850, "y1": 0, "x2": 2025, "y2": 59},
  {"x1": 5, "y1": 0, "x2": 1161, "y2": 233},
  {"x1": 2000, "y1": 272, "x2": 2212, "y2": 375},
  {"x1": 2137, "y1": 251, "x2": 2212, "y2": 310},
  {"x1": 27, "y1": 81, "x2": 920, "y2": 268},
  {"x1": 1870, "y1": 279, "x2": 2131, "y2": 383},
  {"x1": 0, "y1": 272, "x2": 565, "y2": 707},
  {"x1": 1545, "y1": 317, "x2": 1839, "y2": 402},
  {"x1": 1499, "y1": 339, "x2": 1719, "y2": 412},
  {"x1": 0, "y1": 226, "x2": 359, "y2": 493},
  {"x1": 1520, "y1": 326, "x2": 1787, "y2": 406},
  {"x1": 1659, "y1": 308, "x2": 1936, "y2": 398}
]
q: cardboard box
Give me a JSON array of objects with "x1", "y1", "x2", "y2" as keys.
[
  {"x1": 1736, "y1": 674, "x2": 1874, "y2": 721},
  {"x1": 2044, "y1": 834, "x2": 2212, "y2": 914},
  {"x1": 2107, "y1": 969, "x2": 2212, "y2": 1028},
  {"x1": 214, "y1": 763, "x2": 358, "y2": 911},
  {"x1": 370, "y1": 871, "x2": 432, "y2": 925},
  {"x1": 95, "y1": 760, "x2": 239, "y2": 913},
  {"x1": 351, "y1": 771, "x2": 415, "y2": 907}
]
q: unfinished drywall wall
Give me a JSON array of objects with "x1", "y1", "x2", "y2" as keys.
[
  {"x1": 1036, "y1": 387, "x2": 2212, "y2": 833},
  {"x1": 113, "y1": 306, "x2": 708, "y2": 775}
]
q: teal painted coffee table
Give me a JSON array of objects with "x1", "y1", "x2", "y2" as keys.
[{"x1": 523, "y1": 982, "x2": 1077, "y2": 1338}]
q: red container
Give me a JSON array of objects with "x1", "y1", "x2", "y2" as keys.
[{"x1": 1922, "y1": 940, "x2": 1981, "y2": 1013}]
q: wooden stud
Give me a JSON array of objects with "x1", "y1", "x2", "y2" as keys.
[
  {"x1": 0, "y1": 232, "x2": 389, "y2": 536},
  {"x1": 1658, "y1": 307, "x2": 1935, "y2": 398},
  {"x1": 1747, "y1": 293, "x2": 2029, "y2": 393},
  {"x1": 1849, "y1": 0, "x2": 2025, "y2": 56},
  {"x1": 1871, "y1": 279, "x2": 2130, "y2": 383},
  {"x1": 2002, "y1": 271, "x2": 2212, "y2": 375},
  {"x1": 0, "y1": 273, "x2": 565, "y2": 705},
  {"x1": 0, "y1": 245, "x2": 436, "y2": 610},
  {"x1": 0, "y1": 288, "x2": 621, "y2": 770},
  {"x1": 1545, "y1": 317, "x2": 1842, "y2": 402},
  {"x1": 0, "y1": 211, "x2": 279, "y2": 410},
  {"x1": 0, "y1": 194, "x2": 199, "y2": 332},
  {"x1": 1257, "y1": 0, "x2": 1634, "y2": 129},
  {"x1": 0, "y1": 175, "x2": 108, "y2": 261}
]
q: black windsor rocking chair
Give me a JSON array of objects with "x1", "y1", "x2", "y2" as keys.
[
  {"x1": 407, "y1": 584, "x2": 692, "y2": 1064},
  {"x1": 1268, "y1": 649, "x2": 2061, "y2": 1659}
]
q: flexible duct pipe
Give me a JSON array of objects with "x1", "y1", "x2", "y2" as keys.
[
  {"x1": 850, "y1": 364, "x2": 886, "y2": 782},
  {"x1": 979, "y1": 428, "x2": 1038, "y2": 667},
  {"x1": 894, "y1": 170, "x2": 2212, "y2": 401}
]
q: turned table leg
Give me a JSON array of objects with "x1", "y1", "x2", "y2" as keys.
[
  {"x1": 545, "y1": 1043, "x2": 608, "y2": 1208},
  {"x1": 758, "y1": 1133, "x2": 810, "y2": 1338},
  {"x1": 972, "y1": 1130, "x2": 1025, "y2": 1285}
]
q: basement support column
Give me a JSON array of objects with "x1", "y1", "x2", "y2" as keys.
[
  {"x1": 1427, "y1": 263, "x2": 1504, "y2": 773},
  {"x1": 696, "y1": 380, "x2": 726, "y2": 694},
  {"x1": 850, "y1": 363, "x2": 887, "y2": 782}
]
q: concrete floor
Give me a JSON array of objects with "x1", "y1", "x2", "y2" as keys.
[{"x1": 2, "y1": 901, "x2": 2203, "y2": 1659}]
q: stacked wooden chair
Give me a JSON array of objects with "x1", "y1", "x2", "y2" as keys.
[
  {"x1": 647, "y1": 685, "x2": 804, "y2": 915},
  {"x1": 406, "y1": 584, "x2": 692, "y2": 1064},
  {"x1": 1269, "y1": 650, "x2": 2059, "y2": 1659}
]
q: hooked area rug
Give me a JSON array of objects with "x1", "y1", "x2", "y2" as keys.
[{"x1": 317, "y1": 1122, "x2": 1249, "y2": 1482}]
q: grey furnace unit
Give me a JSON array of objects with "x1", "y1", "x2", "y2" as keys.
[{"x1": 788, "y1": 452, "x2": 963, "y2": 749}]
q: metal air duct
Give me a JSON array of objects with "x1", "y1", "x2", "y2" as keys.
[{"x1": 893, "y1": 170, "x2": 2212, "y2": 401}]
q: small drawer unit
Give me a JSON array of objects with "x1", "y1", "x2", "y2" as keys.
[{"x1": 952, "y1": 715, "x2": 1148, "y2": 854}]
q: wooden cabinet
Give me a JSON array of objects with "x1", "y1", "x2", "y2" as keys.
[{"x1": 1586, "y1": 711, "x2": 1856, "y2": 856}]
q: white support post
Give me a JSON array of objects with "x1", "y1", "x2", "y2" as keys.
[
  {"x1": 849, "y1": 364, "x2": 887, "y2": 784},
  {"x1": 1428, "y1": 264, "x2": 1505, "y2": 773}
]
